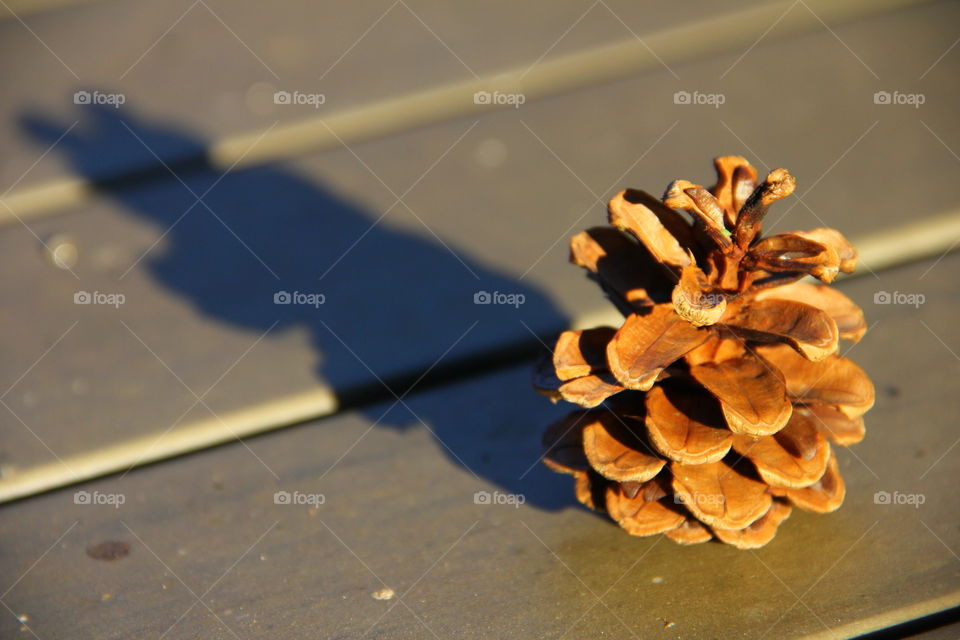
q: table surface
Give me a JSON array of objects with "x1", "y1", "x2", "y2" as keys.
[{"x1": 0, "y1": 1, "x2": 958, "y2": 638}]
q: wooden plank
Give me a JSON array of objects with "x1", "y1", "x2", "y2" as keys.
[
  {"x1": 0, "y1": 0, "x2": 784, "y2": 193},
  {"x1": 1, "y1": 0, "x2": 938, "y2": 223},
  {"x1": 1, "y1": 0, "x2": 959, "y2": 498},
  {"x1": 0, "y1": 253, "x2": 957, "y2": 639}
]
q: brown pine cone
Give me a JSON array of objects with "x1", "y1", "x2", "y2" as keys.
[{"x1": 534, "y1": 156, "x2": 874, "y2": 549}]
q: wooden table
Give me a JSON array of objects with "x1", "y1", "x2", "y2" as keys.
[{"x1": 0, "y1": 1, "x2": 958, "y2": 637}]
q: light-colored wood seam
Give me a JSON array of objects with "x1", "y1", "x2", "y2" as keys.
[
  {"x1": 0, "y1": 0, "x2": 933, "y2": 224},
  {"x1": 0, "y1": 388, "x2": 337, "y2": 503},
  {"x1": 798, "y1": 589, "x2": 960, "y2": 640},
  {"x1": 0, "y1": 207, "x2": 957, "y2": 503},
  {"x1": 0, "y1": 0, "x2": 100, "y2": 21}
]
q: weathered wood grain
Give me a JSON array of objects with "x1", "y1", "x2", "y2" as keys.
[
  {"x1": 1, "y1": 253, "x2": 958, "y2": 639},
  {"x1": 1, "y1": 1, "x2": 958, "y2": 498},
  {"x1": 1, "y1": 0, "x2": 783, "y2": 191}
]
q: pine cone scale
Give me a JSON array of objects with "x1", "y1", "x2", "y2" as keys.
[
  {"x1": 606, "y1": 306, "x2": 709, "y2": 391},
  {"x1": 644, "y1": 385, "x2": 732, "y2": 465},
  {"x1": 689, "y1": 353, "x2": 793, "y2": 436},
  {"x1": 670, "y1": 459, "x2": 772, "y2": 531}
]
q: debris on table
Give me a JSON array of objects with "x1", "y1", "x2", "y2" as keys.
[{"x1": 371, "y1": 587, "x2": 396, "y2": 601}]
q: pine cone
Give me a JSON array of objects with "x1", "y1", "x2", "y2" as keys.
[{"x1": 535, "y1": 156, "x2": 875, "y2": 549}]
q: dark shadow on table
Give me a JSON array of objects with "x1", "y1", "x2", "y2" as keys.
[{"x1": 22, "y1": 103, "x2": 576, "y2": 511}]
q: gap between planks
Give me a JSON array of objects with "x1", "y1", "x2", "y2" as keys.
[
  {"x1": 0, "y1": 0, "x2": 932, "y2": 224},
  {"x1": 0, "y1": 208, "x2": 958, "y2": 503},
  {"x1": 799, "y1": 591, "x2": 960, "y2": 640}
]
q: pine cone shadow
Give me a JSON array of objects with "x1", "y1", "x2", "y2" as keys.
[{"x1": 21, "y1": 102, "x2": 573, "y2": 511}]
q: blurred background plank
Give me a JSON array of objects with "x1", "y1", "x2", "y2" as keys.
[
  {"x1": 0, "y1": 0, "x2": 933, "y2": 219},
  {"x1": 0, "y1": 0, "x2": 97, "y2": 19},
  {"x1": 0, "y1": 0, "x2": 771, "y2": 192},
  {"x1": 0, "y1": 253, "x2": 958, "y2": 639},
  {"x1": 1, "y1": 0, "x2": 958, "y2": 500}
]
